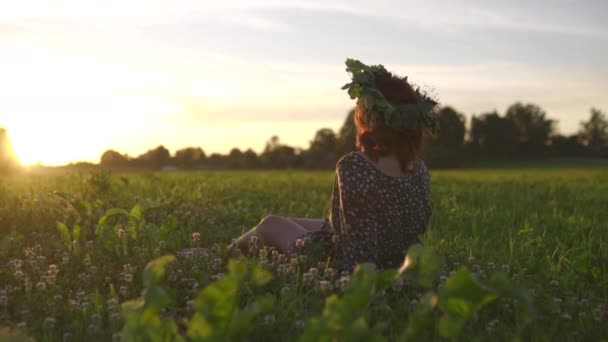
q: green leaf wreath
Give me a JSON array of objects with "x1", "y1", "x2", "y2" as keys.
[{"x1": 341, "y1": 58, "x2": 440, "y2": 134}]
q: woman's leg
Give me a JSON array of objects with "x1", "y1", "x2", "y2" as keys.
[
  {"x1": 232, "y1": 214, "x2": 309, "y2": 254},
  {"x1": 287, "y1": 218, "x2": 327, "y2": 232}
]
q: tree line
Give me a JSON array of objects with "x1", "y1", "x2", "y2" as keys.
[
  {"x1": 98, "y1": 103, "x2": 607, "y2": 170},
  {"x1": 1, "y1": 102, "x2": 607, "y2": 174}
]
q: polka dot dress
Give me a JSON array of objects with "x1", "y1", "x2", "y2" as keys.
[{"x1": 298, "y1": 151, "x2": 432, "y2": 272}]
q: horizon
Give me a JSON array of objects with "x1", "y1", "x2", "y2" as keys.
[{"x1": 1, "y1": 0, "x2": 607, "y2": 166}]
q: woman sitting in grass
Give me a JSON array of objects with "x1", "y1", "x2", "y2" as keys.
[{"x1": 231, "y1": 59, "x2": 436, "y2": 272}]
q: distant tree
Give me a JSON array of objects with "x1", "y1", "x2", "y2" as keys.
[
  {"x1": 505, "y1": 102, "x2": 555, "y2": 155},
  {"x1": 205, "y1": 153, "x2": 227, "y2": 168},
  {"x1": 305, "y1": 128, "x2": 338, "y2": 168},
  {"x1": 337, "y1": 109, "x2": 356, "y2": 156},
  {"x1": 261, "y1": 136, "x2": 298, "y2": 168},
  {"x1": 174, "y1": 147, "x2": 205, "y2": 169},
  {"x1": 550, "y1": 134, "x2": 584, "y2": 156},
  {"x1": 227, "y1": 148, "x2": 246, "y2": 168},
  {"x1": 434, "y1": 106, "x2": 466, "y2": 148},
  {"x1": 0, "y1": 127, "x2": 19, "y2": 173},
  {"x1": 137, "y1": 145, "x2": 171, "y2": 169},
  {"x1": 579, "y1": 107, "x2": 608, "y2": 147},
  {"x1": 100, "y1": 149, "x2": 130, "y2": 168},
  {"x1": 470, "y1": 112, "x2": 518, "y2": 157},
  {"x1": 243, "y1": 148, "x2": 261, "y2": 168}
]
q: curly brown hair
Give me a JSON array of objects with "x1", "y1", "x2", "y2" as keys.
[{"x1": 354, "y1": 72, "x2": 430, "y2": 174}]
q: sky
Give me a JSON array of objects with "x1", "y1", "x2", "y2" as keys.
[{"x1": 0, "y1": 0, "x2": 607, "y2": 165}]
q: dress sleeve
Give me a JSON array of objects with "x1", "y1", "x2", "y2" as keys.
[
  {"x1": 335, "y1": 156, "x2": 381, "y2": 272},
  {"x1": 414, "y1": 160, "x2": 432, "y2": 235}
]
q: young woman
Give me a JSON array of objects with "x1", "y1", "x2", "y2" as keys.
[{"x1": 231, "y1": 59, "x2": 436, "y2": 272}]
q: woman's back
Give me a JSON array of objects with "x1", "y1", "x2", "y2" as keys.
[{"x1": 328, "y1": 151, "x2": 431, "y2": 271}]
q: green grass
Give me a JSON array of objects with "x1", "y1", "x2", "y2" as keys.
[{"x1": 0, "y1": 166, "x2": 607, "y2": 341}]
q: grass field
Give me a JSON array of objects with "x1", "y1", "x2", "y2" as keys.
[{"x1": 1, "y1": 166, "x2": 607, "y2": 341}]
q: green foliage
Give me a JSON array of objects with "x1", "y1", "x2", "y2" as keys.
[
  {"x1": 121, "y1": 255, "x2": 183, "y2": 342},
  {"x1": 300, "y1": 263, "x2": 396, "y2": 342},
  {"x1": 1, "y1": 168, "x2": 606, "y2": 341},
  {"x1": 187, "y1": 260, "x2": 274, "y2": 341}
]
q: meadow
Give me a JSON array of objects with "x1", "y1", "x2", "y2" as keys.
[{"x1": 0, "y1": 165, "x2": 607, "y2": 341}]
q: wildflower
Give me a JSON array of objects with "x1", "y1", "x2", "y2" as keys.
[
  {"x1": 249, "y1": 235, "x2": 258, "y2": 245},
  {"x1": 211, "y1": 273, "x2": 225, "y2": 281},
  {"x1": 487, "y1": 262, "x2": 495, "y2": 270},
  {"x1": 472, "y1": 264, "x2": 480, "y2": 272},
  {"x1": 43, "y1": 317, "x2": 56, "y2": 329},
  {"x1": 319, "y1": 280, "x2": 333, "y2": 293},
  {"x1": 0, "y1": 295, "x2": 7, "y2": 307},
  {"x1": 331, "y1": 235, "x2": 339, "y2": 244},
  {"x1": 337, "y1": 276, "x2": 350, "y2": 291},
  {"x1": 211, "y1": 258, "x2": 223, "y2": 271},
  {"x1": 325, "y1": 267, "x2": 337, "y2": 280},
  {"x1": 303, "y1": 272, "x2": 315, "y2": 285},
  {"x1": 119, "y1": 286, "x2": 128, "y2": 296},
  {"x1": 54, "y1": 294, "x2": 63, "y2": 302},
  {"x1": 561, "y1": 313, "x2": 572, "y2": 320},
  {"x1": 11, "y1": 259, "x2": 24, "y2": 269},
  {"x1": 501, "y1": 264, "x2": 510, "y2": 273},
  {"x1": 24, "y1": 247, "x2": 36, "y2": 259},
  {"x1": 410, "y1": 298, "x2": 419, "y2": 305},
  {"x1": 263, "y1": 314, "x2": 275, "y2": 325},
  {"x1": 124, "y1": 274, "x2": 133, "y2": 283},
  {"x1": 554, "y1": 297, "x2": 563, "y2": 304},
  {"x1": 280, "y1": 286, "x2": 290, "y2": 295},
  {"x1": 191, "y1": 232, "x2": 201, "y2": 242},
  {"x1": 17, "y1": 322, "x2": 26, "y2": 330},
  {"x1": 468, "y1": 256, "x2": 475, "y2": 264},
  {"x1": 185, "y1": 299, "x2": 195, "y2": 312},
  {"x1": 117, "y1": 228, "x2": 126, "y2": 239},
  {"x1": 63, "y1": 332, "x2": 72, "y2": 341},
  {"x1": 439, "y1": 274, "x2": 448, "y2": 282},
  {"x1": 303, "y1": 236, "x2": 312, "y2": 246},
  {"x1": 512, "y1": 273, "x2": 519, "y2": 280},
  {"x1": 14, "y1": 270, "x2": 24, "y2": 281},
  {"x1": 295, "y1": 239, "x2": 304, "y2": 249},
  {"x1": 308, "y1": 267, "x2": 319, "y2": 277},
  {"x1": 528, "y1": 288, "x2": 536, "y2": 297},
  {"x1": 110, "y1": 313, "x2": 121, "y2": 322},
  {"x1": 295, "y1": 319, "x2": 306, "y2": 329},
  {"x1": 578, "y1": 298, "x2": 589, "y2": 308},
  {"x1": 159, "y1": 241, "x2": 167, "y2": 249},
  {"x1": 277, "y1": 254, "x2": 287, "y2": 264},
  {"x1": 549, "y1": 279, "x2": 559, "y2": 287},
  {"x1": 36, "y1": 282, "x2": 46, "y2": 291}
]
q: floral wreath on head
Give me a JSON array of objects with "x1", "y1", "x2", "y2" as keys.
[{"x1": 341, "y1": 58, "x2": 440, "y2": 134}]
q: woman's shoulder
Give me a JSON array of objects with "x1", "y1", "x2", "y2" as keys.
[{"x1": 336, "y1": 151, "x2": 363, "y2": 170}]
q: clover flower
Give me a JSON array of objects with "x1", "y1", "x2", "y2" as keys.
[
  {"x1": 550, "y1": 280, "x2": 559, "y2": 287},
  {"x1": 486, "y1": 262, "x2": 495, "y2": 270},
  {"x1": 192, "y1": 232, "x2": 201, "y2": 242},
  {"x1": 263, "y1": 314, "x2": 275, "y2": 325},
  {"x1": 302, "y1": 272, "x2": 315, "y2": 286},
  {"x1": 0, "y1": 295, "x2": 7, "y2": 307},
  {"x1": 295, "y1": 239, "x2": 304, "y2": 250},
  {"x1": 117, "y1": 228, "x2": 126, "y2": 239},
  {"x1": 319, "y1": 280, "x2": 333, "y2": 293},
  {"x1": 337, "y1": 275, "x2": 350, "y2": 291},
  {"x1": 43, "y1": 317, "x2": 56, "y2": 329}
]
